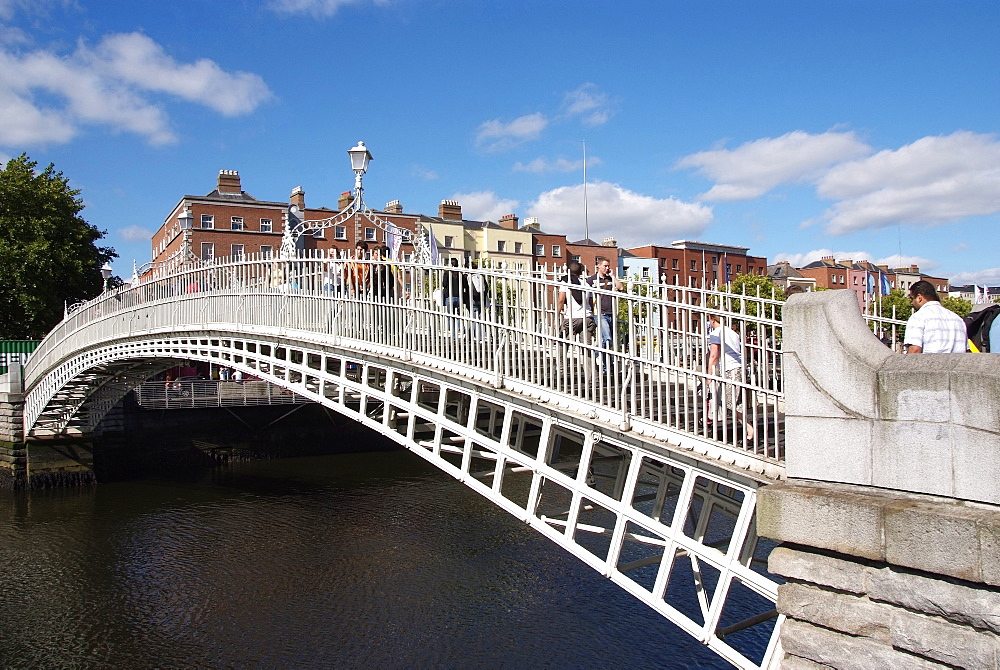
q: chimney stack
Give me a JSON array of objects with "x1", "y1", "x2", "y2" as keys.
[
  {"x1": 838, "y1": 259, "x2": 853, "y2": 267},
  {"x1": 385, "y1": 200, "x2": 403, "y2": 214},
  {"x1": 439, "y1": 199, "x2": 462, "y2": 220},
  {"x1": 217, "y1": 170, "x2": 242, "y2": 194},
  {"x1": 602, "y1": 236, "x2": 617, "y2": 247},
  {"x1": 338, "y1": 191, "x2": 352, "y2": 211},
  {"x1": 290, "y1": 186, "x2": 305, "y2": 209},
  {"x1": 523, "y1": 216, "x2": 540, "y2": 230},
  {"x1": 499, "y1": 213, "x2": 518, "y2": 230}
]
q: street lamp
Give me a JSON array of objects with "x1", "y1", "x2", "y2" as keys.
[
  {"x1": 347, "y1": 141, "x2": 373, "y2": 196},
  {"x1": 101, "y1": 262, "x2": 113, "y2": 292}
]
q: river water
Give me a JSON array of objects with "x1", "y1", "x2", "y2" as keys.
[{"x1": 1, "y1": 448, "x2": 737, "y2": 669}]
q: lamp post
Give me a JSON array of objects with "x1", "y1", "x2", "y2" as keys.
[
  {"x1": 101, "y1": 263, "x2": 113, "y2": 292},
  {"x1": 347, "y1": 141, "x2": 373, "y2": 199}
]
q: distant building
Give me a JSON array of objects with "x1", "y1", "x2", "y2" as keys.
[
  {"x1": 627, "y1": 240, "x2": 767, "y2": 288},
  {"x1": 766, "y1": 262, "x2": 815, "y2": 293}
]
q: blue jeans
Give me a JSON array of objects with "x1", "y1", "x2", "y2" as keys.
[
  {"x1": 598, "y1": 314, "x2": 614, "y2": 371},
  {"x1": 445, "y1": 295, "x2": 461, "y2": 338}
]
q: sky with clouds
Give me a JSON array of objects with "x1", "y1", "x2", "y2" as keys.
[{"x1": 1, "y1": 0, "x2": 999, "y2": 285}]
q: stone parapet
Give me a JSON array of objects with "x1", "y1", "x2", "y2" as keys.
[
  {"x1": 782, "y1": 290, "x2": 1000, "y2": 506},
  {"x1": 761, "y1": 481, "x2": 1000, "y2": 669}
]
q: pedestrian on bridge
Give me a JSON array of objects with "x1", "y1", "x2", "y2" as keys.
[
  {"x1": 587, "y1": 257, "x2": 623, "y2": 372},
  {"x1": 706, "y1": 313, "x2": 755, "y2": 443},
  {"x1": 556, "y1": 261, "x2": 596, "y2": 339},
  {"x1": 904, "y1": 280, "x2": 967, "y2": 354},
  {"x1": 347, "y1": 242, "x2": 371, "y2": 297}
]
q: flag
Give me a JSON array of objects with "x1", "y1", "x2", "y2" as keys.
[
  {"x1": 866, "y1": 273, "x2": 874, "y2": 294},
  {"x1": 880, "y1": 273, "x2": 890, "y2": 296},
  {"x1": 975, "y1": 285, "x2": 982, "y2": 304},
  {"x1": 386, "y1": 223, "x2": 402, "y2": 260},
  {"x1": 427, "y1": 224, "x2": 440, "y2": 264}
]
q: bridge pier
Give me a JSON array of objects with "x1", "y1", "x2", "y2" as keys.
[
  {"x1": 0, "y1": 367, "x2": 96, "y2": 489},
  {"x1": 759, "y1": 290, "x2": 1000, "y2": 669}
]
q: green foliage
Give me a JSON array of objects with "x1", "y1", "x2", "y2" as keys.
[
  {"x1": 0, "y1": 154, "x2": 116, "y2": 338},
  {"x1": 719, "y1": 273, "x2": 782, "y2": 320},
  {"x1": 877, "y1": 289, "x2": 913, "y2": 322},
  {"x1": 941, "y1": 295, "x2": 972, "y2": 317}
]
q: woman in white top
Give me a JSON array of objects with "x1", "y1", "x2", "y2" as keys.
[{"x1": 707, "y1": 313, "x2": 755, "y2": 443}]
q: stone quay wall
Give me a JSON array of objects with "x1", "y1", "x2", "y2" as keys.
[{"x1": 761, "y1": 289, "x2": 1000, "y2": 669}]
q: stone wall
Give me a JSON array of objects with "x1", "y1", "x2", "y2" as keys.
[{"x1": 761, "y1": 290, "x2": 1000, "y2": 669}]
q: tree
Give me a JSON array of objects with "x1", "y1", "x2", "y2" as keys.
[
  {"x1": 0, "y1": 154, "x2": 117, "y2": 339},
  {"x1": 941, "y1": 295, "x2": 972, "y2": 317}
]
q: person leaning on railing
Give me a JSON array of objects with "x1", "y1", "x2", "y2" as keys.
[
  {"x1": 555, "y1": 261, "x2": 596, "y2": 338},
  {"x1": 706, "y1": 312, "x2": 755, "y2": 443}
]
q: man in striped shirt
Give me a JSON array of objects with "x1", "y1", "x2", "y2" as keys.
[{"x1": 903, "y1": 280, "x2": 967, "y2": 354}]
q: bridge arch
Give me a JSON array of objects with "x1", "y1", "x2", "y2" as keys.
[{"x1": 19, "y1": 255, "x2": 818, "y2": 668}]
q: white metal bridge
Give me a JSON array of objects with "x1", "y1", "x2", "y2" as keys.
[{"x1": 24, "y1": 253, "x2": 805, "y2": 669}]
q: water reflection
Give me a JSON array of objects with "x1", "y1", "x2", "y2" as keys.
[{"x1": 1, "y1": 450, "x2": 731, "y2": 669}]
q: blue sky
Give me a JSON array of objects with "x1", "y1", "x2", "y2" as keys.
[{"x1": 2, "y1": 0, "x2": 999, "y2": 285}]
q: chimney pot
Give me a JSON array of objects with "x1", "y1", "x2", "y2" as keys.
[
  {"x1": 290, "y1": 186, "x2": 305, "y2": 209},
  {"x1": 217, "y1": 170, "x2": 242, "y2": 194}
]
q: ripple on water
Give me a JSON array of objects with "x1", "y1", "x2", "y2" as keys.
[{"x1": 0, "y1": 451, "x2": 738, "y2": 669}]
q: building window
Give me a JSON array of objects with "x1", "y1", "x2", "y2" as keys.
[
  {"x1": 201, "y1": 215, "x2": 214, "y2": 229},
  {"x1": 737, "y1": 264, "x2": 742, "y2": 273},
  {"x1": 312, "y1": 228, "x2": 324, "y2": 238},
  {"x1": 260, "y1": 245, "x2": 273, "y2": 259},
  {"x1": 552, "y1": 245, "x2": 562, "y2": 257},
  {"x1": 690, "y1": 260, "x2": 697, "y2": 271},
  {"x1": 260, "y1": 218, "x2": 272, "y2": 232},
  {"x1": 231, "y1": 217, "x2": 244, "y2": 230},
  {"x1": 672, "y1": 259, "x2": 678, "y2": 270},
  {"x1": 231, "y1": 244, "x2": 244, "y2": 259},
  {"x1": 334, "y1": 226, "x2": 347, "y2": 240},
  {"x1": 365, "y1": 227, "x2": 376, "y2": 241},
  {"x1": 497, "y1": 240, "x2": 506, "y2": 253},
  {"x1": 514, "y1": 242, "x2": 523, "y2": 254},
  {"x1": 444, "y1": 236, "x2": 455, "y2": 248},
  {"x1": 535, "y1": 243, "x2": 544, "y2": 256},
  {"x1": 401, "y1": 229, "x2": 412, "y2": 242},
  {"x1": 201, "y1": 242, "x2": 214, "y2": 261},
  {"x1": 642, "y1": 266, "x2": 650, "y2": 278},
  {"x1": 571, "y1": 255, "x2": 581, "y2": 263}
]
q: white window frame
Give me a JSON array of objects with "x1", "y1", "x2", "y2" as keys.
[
  {"x1": 260, "y1": 245, "x2": 273, "y2": 259},
  {"x1": 201, "y1": 242, "x2": 214, "y2": 261},
  {"x1": 260, "y1": 218, "x2": 272, "y2": 233},
  {"x1": 335, "y1": 226, "x2": 347, "y2": 240},
  {"x1": 444, "y1": 235, "x2": 455, "y2": 248},
  {"x1": 365, "y1": 227, "x2": 376, "y2": 241},
  {"x1": 231, "y1": 244, "x2": 244, "y2": 259},
  {"x1": 201, "y1": 214, "x2": 214, "y2": 229},
  {"x1": 552, "y1": 245, "x2": 561, "y2": 258},
  {"x1": 535, "y1": 243, "x2": 544, "y2": 256},
  {"x1": 514, "y1": 242, "x2": 523, "y2": 254},
  {"x1": 231, "y1": 217, "x2": 244, "y2": 231},
  {"x1": 497, "y1": 240, "x2": 506, "y2": 253}
]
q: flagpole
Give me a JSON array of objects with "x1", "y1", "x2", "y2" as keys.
[{"x1": 583, "y1": 140, "x2": 589, "y2": 242}]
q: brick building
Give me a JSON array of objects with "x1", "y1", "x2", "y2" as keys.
[{"x1": 627, "y1": 240, "x2": 767, "y2": 288}]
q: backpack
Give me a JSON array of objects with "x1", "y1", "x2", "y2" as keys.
[{"x1": 964, "y1": 304, "x2": 1000, "y2": 352}]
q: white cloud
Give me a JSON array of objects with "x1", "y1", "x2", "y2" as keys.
[
  {"x1": 410, "y1": 165, "x2": 438, "y2": 180},
  {"x1": 450, "y1": 190, "x2": 520, "y2": 222},
  {"x1": 267, "y1": 0, "x2": 381, "y2": 18},
  {"x1": 119, "y1": 225, "x2": 152, "y2": 242},
  {"x1": 474, "y1": 113, "x2": 548, "y2": 153},
  {"x1": 771, "y1": 248, "x2": 933, "y2": 270},
  {"x1": 528, "y1": 181, "x2": 712, "y2": 248},
  {"x1": 677, "y1": 130, "x2": 871, "y2": 201},
  {"x1": 513, "y1": 156, "x2": 600, "y2": 174},
  {"x1": 0, "y1": 32, "x2": 272, "y2": 147},
  {"x1": 949, "y1": 268, "x2": 1000, "y2": 286},
  {"x1": 815, "y1": 131, "x2": 1000, "y2": 235},
  {"x1": 561, "y1": 82, "x2": 614, "y2": 126}
]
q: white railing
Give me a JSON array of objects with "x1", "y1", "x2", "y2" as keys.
[
  {"x1": 134, "y1": 379, "x2": 309, "y2": 409},
  {"x1": 27, "y1": 251, "x2": 902, "y2": 467}
]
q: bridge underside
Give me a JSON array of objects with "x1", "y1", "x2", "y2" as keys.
[{"x1": 24, "y1": 329, "x2": 782, "y2": 668}]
